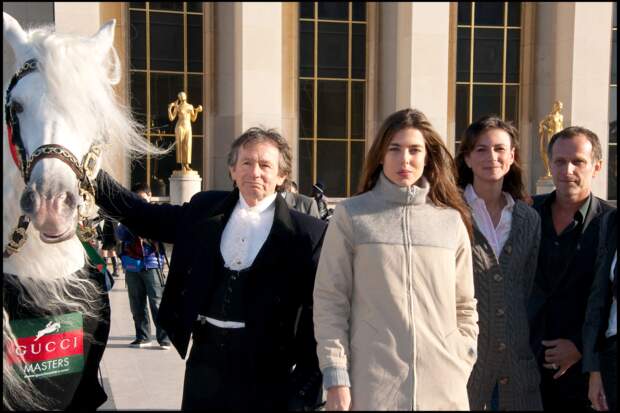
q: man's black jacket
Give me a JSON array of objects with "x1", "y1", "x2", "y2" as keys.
[{"x1": 95, "y1": 171, "x2": 327, "y2": 408}]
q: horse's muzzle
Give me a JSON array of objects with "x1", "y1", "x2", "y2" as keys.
[{"x1": 20, "y1": 187, "x2": 79, "y2": 243}]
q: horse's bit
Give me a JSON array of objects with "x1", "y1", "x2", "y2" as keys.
[{"x1": 4, "y1": 59, "x2": 103, "y2": 258}]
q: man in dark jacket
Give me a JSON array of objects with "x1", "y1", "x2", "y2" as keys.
[
  {"x1": 280, "y1": 179, "x2": 321, "y2": 218},
  {"x1": 95, "y1": 127, "x2": 327, "y2": 411},
  {"x1": 528, "y1": 126, "x2": 615, "y2": 411}
]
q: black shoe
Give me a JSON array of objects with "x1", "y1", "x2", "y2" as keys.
[
  {"x1": 129, "y1": 339, "x2": 152, "y2": 348},
  {"x1": 158, "y1": 341, "x2": 171, "y2": 350}
]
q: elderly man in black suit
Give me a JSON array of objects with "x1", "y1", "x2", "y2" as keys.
[
  {"x1": 95, "y1": 127, "x2": 327, "y2": 411},
  {"x1": 583, "y1": 208, "x2": 617, "y2": 411},
  {"x1": 528, "y1": 126, "x2": 615, "y2": 411}
]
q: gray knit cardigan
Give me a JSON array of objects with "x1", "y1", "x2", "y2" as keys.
[{"x1": 466, "y1": 199, "x2": 544, "y2": 411}]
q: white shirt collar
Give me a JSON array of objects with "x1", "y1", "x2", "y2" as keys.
[
  {"x1": 238, "y1": 192, "x2": 277, "y2": 214},
  {"x1": 464, "y1": 184, "x2": 515, "y2": 211}
]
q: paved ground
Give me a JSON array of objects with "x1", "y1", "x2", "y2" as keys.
[{"x1": 97, "y1": 266, "x2": 187, "y2": 411}]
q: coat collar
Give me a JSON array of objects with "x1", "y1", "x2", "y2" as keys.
[{"x1": 373, "y1": 171, "x2": 430, "y2": 205}]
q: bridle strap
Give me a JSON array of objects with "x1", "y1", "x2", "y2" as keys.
[{"x1": 25, "y1": 144, "x2": 85, "y2": 183}]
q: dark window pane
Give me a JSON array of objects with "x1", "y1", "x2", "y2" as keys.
[
  {"x1": 473, "y1": 28, "x2": 503, "y2": 82},
  {"x1": 150, "y1": 73, "x2": 184, "y2": 134},
  {"x1": 318, "y1": 22, "x2": 348, "y2": 78},
  {"x1": 130, "y1": 2, "x2": 145, "y2": 9},
  {"x1": 351, "y1": 82, "x2": 365, "y2": 139},
  {"x1": 130, "y1": 72, "x2": 147, "y2": 127},
  {"x1": 130, "y1": 11, "x2": 146, "y2": 70},
  {"x1": 352, "y1": 3, "x2": 366, "y2": 21},
  {"x1": 317, "y1": 80, "x2": 347, "y2": 138},
  {"x1": 508, "y1": 2, "x2": 521, "y2": 26},
  {"x1": 505, "y1": 85, "x2": 519, "y2": 125},
  {"x1": 506, "y1": 29, "x2": 520, "y2": 83},
  {"x1": 131, "y1": 157, "x2": 147, "y2": 191},
  {"x1": 610, "y1": 87, "x2": 617, "y2": 143},
  {"x1": 458, "y1": 2, "x2": 472, "y2": 25},
  {"x1": 298, "y1": 140, "x2": 314, "y2": 196},
  {"x1": 188, "y1": 14, "x2": 203, "y2": 72},
  {"x1": 455, "y1": 84, "x2": 470, "y2": 140},
  {"x1": 474, "y1": 2, "x2": 504, "y2": 26},
  {"x1": 608, "y1": 145, "x2": 617, "y2": 200},
  {"x1": 351, "y1": 141, "x2": 365, "y2": 195},
  {"x1": 317, "y1": 141, "x2": 347, "y2": 197},
  {"x1": 352, "y1": 24, "x2": 366, "y2": 79},
  {"x1": 300, "y1": 21, "x2": 314, "y2": 77},
  {"x1": 187, "y1": 3, "x2": 203, "y2": 13},
  {"x1": 611, "y1": 30, "x2": 617, "y2": 85},
  {"x1": 150, "y1": 12, "x2": 184, "y2": 71},
  {"x1": 150, "y1": 2, "x2": 183, "y2": 11},
  {"x1": 299, "y1": 80, "x2": 314, "y2": 138},
  {"x1": 187, "y1": 75, "x2": 204, "y2": 135},
  {"x1": 472, "y1": 85, "x2": 502, "y2": 121},
  {"x1": 318, "y1": 2, "x2": 348, "y2": 21},
  {"x1": 300, "y1": 2, "x2": 314, "y2": 19},
  {"x1": 457, "y1": 27, "x2": 471, "y2": 82}
]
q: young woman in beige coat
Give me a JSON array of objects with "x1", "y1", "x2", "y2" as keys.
[
  {"x1": 456, "y1": 116, "x2": 542, "y2": 410},
  {"x1": 313, "y1": 108, "x2": 479, "y2": 410}
]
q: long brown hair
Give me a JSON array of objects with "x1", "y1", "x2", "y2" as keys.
[
  {"x1": 455, "y1": 115, "x2": 527, "y2": 201},
  {"x1": 358, "y1": 108, "x2": 473, "y2": 239}
]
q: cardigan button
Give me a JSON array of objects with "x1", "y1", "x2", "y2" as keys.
[
  {"x1": 494, "y1": 273, "x2": 503, "y2": 282},
  {"x1": 497, "y1": 342, "x2": 506, "y2": 352},
  {"x1": 496, "y1": 308, "x2": 505, "y2": 317},
  {"x1": 505, "y1": 245, "x2": 512, "y2": 255},
  {"x1": 499, "y1": 376, "x2": 509, "y2": 385}
]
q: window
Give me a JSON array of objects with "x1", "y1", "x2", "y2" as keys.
[
  {"x1": 455, "y1": 2, "x2": 521, "y2": 151},
  {"x1": 299, "y1": 2, "x2": 367, "y2": 198},
  {"x1": 609, "y1": 3, "x2": 617, "y2": 200},
  {"x1": 129, "y1": 3, "x2": 204, "y2": 197}
]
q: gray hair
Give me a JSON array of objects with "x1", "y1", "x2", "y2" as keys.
[{"x1": 227, "y1": 127, "x2": 292, "y2": 191}]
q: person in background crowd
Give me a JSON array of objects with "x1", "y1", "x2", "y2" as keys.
[
  {"x1": 312, "y1": 182, "x2": 331, "y2": 221},
  {"x1": 313, "y1": 108, "x2": 478, "y2": 410},
  {"x1": 456, "y1": 115, "x2": 542, "y2": 410},
  {"x1": 94, "y1": 127, "x2": 327, "y2": 411},
  {"x1": 528, "y1": 126, "x2": 615, "y2": 411},
  {"x1": 100, "y1": 218, "x2": 120, "y2": 278},
  {"x1": 117, "y1": 183, "x2": 171, "y2": 350},
  {"x1": 280, "y1": 179, "x2": 321, "y2": 218},
  {"x1": 583, "y1": 208, "x2": 617, "y2": 412}
]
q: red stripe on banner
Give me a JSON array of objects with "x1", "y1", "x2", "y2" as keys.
[{"x1": 12, "y1": 329, "x2": 84, "y2": 364}]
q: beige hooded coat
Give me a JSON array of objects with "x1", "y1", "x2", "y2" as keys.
[{"x1": 314, "y1": 174, "x2": 478, "y2": 410}]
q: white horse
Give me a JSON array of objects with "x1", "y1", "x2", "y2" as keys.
[{"x1": 3, "y1": 13, "x2": 164, "y2": 410}]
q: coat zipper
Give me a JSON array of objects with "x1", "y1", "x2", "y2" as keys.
[{"x1": 404, "y1": 186, "x2": 417, "y2": 410}]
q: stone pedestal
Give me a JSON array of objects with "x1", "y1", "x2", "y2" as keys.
[
  {"x1": 536, "y1": 176, "x2": 555, "y2": 195},
  {"x1": 169, "y1": 170, "x2": 202, "y2": 205}
]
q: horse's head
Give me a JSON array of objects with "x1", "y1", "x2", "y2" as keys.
[{"x1": 3, "y1": 13, "x2": 120, "y2": 243}]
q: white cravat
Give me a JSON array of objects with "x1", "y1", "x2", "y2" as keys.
[
  {"x1": 220, "y1": 192, "x2": 277, "y2": 271},
  {"x1": 464, "y1": 184, "x2": 515, "y2": 260},
  {"x1": 606, "y1": 251, "x2": 617, "y2": 338}
]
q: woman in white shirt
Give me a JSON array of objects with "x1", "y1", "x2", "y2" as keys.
[{"x1": 455, "y1": 115, "x2": 543, "y2": 410}]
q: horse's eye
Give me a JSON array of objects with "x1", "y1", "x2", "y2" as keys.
[{"x1": 12, "y1": 101, "x2": 24, "y2": 114}]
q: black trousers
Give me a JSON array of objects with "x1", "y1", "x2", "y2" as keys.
[
  {"x1": 182, "y1": 323, "x2": 253, "y2": 411},
  {"x1": 540, "y1": 366, "x2": 592, "y2": 411},
  {"x1": 601, "y1": 335, "x2": 617, "y2": 412}
]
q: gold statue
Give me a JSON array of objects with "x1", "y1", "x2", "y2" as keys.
[
  {"x1": 538, "y1": 100, "x2": 564, "y2": 178},
  {"x1": 168, "y1": 91, "x2": 203, "y2": 173}
]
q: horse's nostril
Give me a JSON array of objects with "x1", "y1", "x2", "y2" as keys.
[
  {"x1": 64, "y1": 192, "x2": 78, "y2": 209},
  {"x1": 20, "y1": 189, "x2": 41, "y2": 215}
]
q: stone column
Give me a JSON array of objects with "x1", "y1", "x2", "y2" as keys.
[
  {"x1": 379, "y1": 2, "x2": 451, "y2": 142},
  {"x1": 210, "y1": 3, "x2": 283, "y2": 191},
  {"x1": 532, "y1": 2, "x2": 613, "y2": 198}
]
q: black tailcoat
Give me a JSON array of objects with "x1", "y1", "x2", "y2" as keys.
[{"x1": 95, "y1": 171, "x2": 327, "y2": 409}]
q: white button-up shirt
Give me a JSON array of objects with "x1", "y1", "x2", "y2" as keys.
[
  {"x1": 220, "y1": 192, "x2": 277, "y2": 271},
  {"x1": 464, "y1": 184, "x2": 515, "y2": 260}
]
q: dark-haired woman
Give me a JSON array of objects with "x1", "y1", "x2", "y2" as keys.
[
  {"x1": 455, "y1": 115, "x2": 542, "y2": 410},
  {"x1": 313, "y1": 108, "x2": 478, "y2": 410}
]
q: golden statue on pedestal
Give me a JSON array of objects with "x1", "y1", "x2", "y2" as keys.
[
  {"x1": 168, "y1": 91, "x2": 203, "y2": 173},
  {"x1": 538, "y1": 100, "x2": 564, "y2": 178}
]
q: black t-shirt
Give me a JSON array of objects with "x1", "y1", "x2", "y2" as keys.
[{"x1": 3, "y1": 270, "x2": 111, "y2": 410}]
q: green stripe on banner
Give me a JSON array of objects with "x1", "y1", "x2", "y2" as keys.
[
  {"x1": 10, "y1": 312, "x2": 83, "y2": 339},
  {"x1": 18, "y1": 353, "x2": 84, "y2": 380},
  {"x1": 82, "y1": 240, "x2": 107, "y2": 274}
]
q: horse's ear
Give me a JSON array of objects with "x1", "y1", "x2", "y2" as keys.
[
  {"x1": 91, "y1": 19, "x2": 116, "y2": 58},
  {"x1": 3, "y1": 12, "x2": 30, "y2": 62}
]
